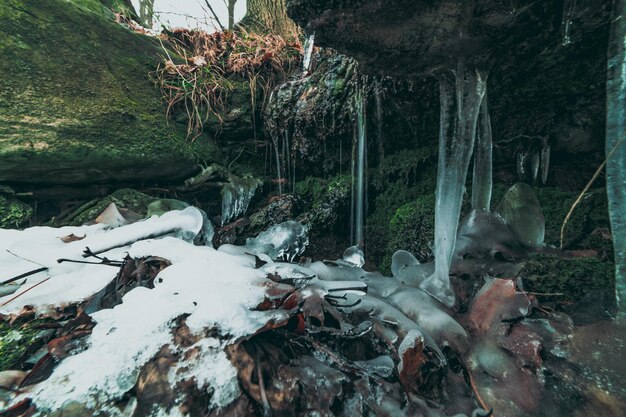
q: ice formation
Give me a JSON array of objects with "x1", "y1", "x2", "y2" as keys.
[
  {"x1": 471, "y1": 92, "x2": 493, "y2": 212},
  {"x1": 302, "y1": 32, "x2": 315, "y2": 73},
  {"x1": 494, "y1": 183, "x2": 545, "y2": 247},
  {"x1": 606, "y1": 0, "x2": 626, "y2": 317},
  {"x1": 561, "y1": 0, "x2": 576, "y2": 46},
  {"x1": 339, "y1": 245, "x2": 365, "y2": 268},
  {"x1": 220, "y1": 177, "x2": 259, "y2": 225},
  {"x1": 244, "y1": 221, "x2": 309, "y2": 261},
  {"x1": 424, "y1": 61, "x2": 487, "y2": 307}
]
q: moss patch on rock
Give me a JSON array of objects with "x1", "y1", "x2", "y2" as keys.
[
  {"x1": 0, "y1": 321, "x2": 40, "y2": 371},
  {"x1": 296, "y1": 175, "x2": 351, "y2": 235},
  {"x1": 61, "y1": 188, "x2": 158, "y2": 225},
  {"x1": 0, "y1": 195, "x2": 33, "y2": 228},
  {"x1": 0, "y1": 0, "x2": 215, "y2": 185},
  {"x1": 521, "y1": 255, "x2": 614, "y2": 303}
]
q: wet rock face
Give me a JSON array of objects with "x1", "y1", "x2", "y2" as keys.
[
  {"x1": 287, "y1": 0, "x2": 612, "y2": 176},
  {"x1": 287, "y1": 0, "x2": 610, "y2": 77}
]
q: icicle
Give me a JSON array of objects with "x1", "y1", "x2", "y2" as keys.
[
  {"x1": 561, "y1": 0, "x2": 577, "y2": 46},
  {"x1": 302, "y1": 32, "x2": 315, "y2": 74},
  {"x1": 351, "y1": 85, "x2": 367, "y2": 248},
  {"x1": 471, "y1": 91, "x2": 493, "y2": 211},
  {"x1": 541, "y1": 139, "x2": 550, "y2": 184},
  {"x1": 606, "y1": 0, "x2": 626, "y2": 318},
  {"x1": 221, "y1": 178, "x2": 260, "y2": 225},
  {"x1": 531, "y1": 153, "x2": 540, "y2": 182},
  {"x1": 516, "y1": 152, "x2": 528, "y2": 179},
  {"x1": 422, "y1": 61, "x2": 487, "y2": 308},
  {"x1": 283, "y1": 129, "x2": 291, "y2": 191}
]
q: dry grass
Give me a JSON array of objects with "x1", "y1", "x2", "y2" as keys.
[{"x1": 154, "y1": 28, "x2": 302, "y2": 140}]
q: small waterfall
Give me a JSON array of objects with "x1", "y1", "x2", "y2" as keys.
[
  {"x1": 351, "y1": 86, "x2": 368, "y2": 248},
  {"x1": 302, "y1": 32, "x2": 315, "y2": 74},
  {"x1": 561, "y1": 0, "x2": 576, "y2": 46},
  {"x1": 471, "y1": 90, "x2": 493, "y2": 211},
  {"x1": 606, "y1": 0, "x2": 626, "y2": 318},
  {"x1": 422, "y1": 59, "x2": 487, "y2": 307}
]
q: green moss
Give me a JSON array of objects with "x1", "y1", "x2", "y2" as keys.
[
  {"x1": 521, "y1": 255, "x2": 614, "y2": 303},
  {"x1": 0, "y1": 0, "x2": 215, "y2": 184},
  {"x1": 0, "y1": 195, "x2": 33, "y2": 228},
  {"x1": 0, "y1": 321, "x2": 40, "y2": 371},
  {"x1": 295, "y1": 175, "x2": 351, "y2": 234}
]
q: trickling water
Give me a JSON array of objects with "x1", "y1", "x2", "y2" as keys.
[
  {"x1": 374, "y1": 83, "x2": 385, "y2": 162},
  {"x1": 351, "y1": 86, "x2": 367, "y2": 248},
  {"x1": 422, "y1": 60, "x2": 487, "y2": 307},
  {"x1": 606, "y1": 0, "x2": 626, "y2": 318},
  {"x1": 471, "y1": 91, "x2": 493, "y2": 211},
  {"x1": 271, "y1": 134, "x2": 283, "y2": 195},
  {"x1": 541, "y1": 138, "x2": 551, "y2": 184},
  {"x1": 283, "y1": 129, "x2": 291, "y2": 191},
  {"x1": 561, "y1": 0, "x2": 576, "y2": 46},
  {"x1": 302, "y1": 32, "x2": 315, "y2": 74}
]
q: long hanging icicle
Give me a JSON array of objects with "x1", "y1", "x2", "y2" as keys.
[
  {"x1": 561, "y1": 0, "x2": 577, "y2": 46},
  {"x1": 471, "y1": 91, "x2": 493, "y2": 211},
  {"x1": 421, "y1": 60, "x2": 487, "y2": 307},
  {"x1": 606, "y1": 0, "x2": 626, "y2": 319}
]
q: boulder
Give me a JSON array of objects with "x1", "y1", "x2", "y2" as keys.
[{"x1": 0, "y1": 0, "x2": 217, "y2": 186}]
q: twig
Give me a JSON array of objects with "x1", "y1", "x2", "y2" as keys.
[
  {"x1": 560, "y1": 133, "x2": 625, "y2": 249},
  {"x1": 0, "y1": 278, "x2": 50, "y2": 307},
  {"x1": 467, "y1": 369, "x2": 495, "y2": 417},
  {"x1": 203, "y1": 0, "x2": 225, "y2": 31},
  {"x1": 1, "y1": 267, "x2": 48, "y2": 286}
]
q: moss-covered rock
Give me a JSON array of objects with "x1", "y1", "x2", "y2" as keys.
[
  {"x1": 62, "y1": 188, "x2": 158, "y2": 225},
  {"x1": 0, "y1": 195, "x2": 33, "y2": 228},
  {"x1": 0, "y1": 0, "x2": 216, "y2": 185},
  {"x1": 521, "y1": 255, "x2": 615, "y2": 304},
  {"x1": 0, "y1": 321, "x2": 40, "y2": 371},
  {"x1": 296, "y1": 175, "x2": 351, "y2": 235}
]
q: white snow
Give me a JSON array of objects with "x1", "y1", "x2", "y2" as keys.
[{"x1": 0, "y1": 208, "x2": 284, "y2": 415}]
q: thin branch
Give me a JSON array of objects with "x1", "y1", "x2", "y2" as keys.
[
  {"x1": 560, "y1": 132, "x2": 625, "y2": 249},
  {"x1": 203, "y1": 0, "x2": 226, "y2": 31}
]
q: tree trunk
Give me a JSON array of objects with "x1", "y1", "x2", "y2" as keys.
[
  {"x1": 139, "y1": 0, "x2": 155, "y2": 28},
  {"x1": 228, "y1": 0, "x2": 236, "y2": 30},
  {"x1": 243, "y1": 0, "x2": 299, "y2": 39}
]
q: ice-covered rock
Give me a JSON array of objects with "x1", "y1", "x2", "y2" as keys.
[
  {"x1": 495, "y1": 183, "x2": 545, "y2": 247},
  {"x1": 339, "y1": 245, "x2": 365, "y2": 268},
  {"x1": 244, "y1": 221, "x2": 309, "y2": 261},
  {"x1": 221, "y1": 177, "x2": 260, "y2": 225}
]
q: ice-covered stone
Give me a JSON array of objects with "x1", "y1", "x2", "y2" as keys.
[
  {"x1": 340, "y1": 245, "x2": 365, "y2": 268},
  {"x1": 245, "y1": 221, "x2": 309, "y2": 261},
  {"x1": 495, "y1": 183, "x2": 545, "y2": 247},
  {"x1": 221, "y1": 177, "x2": 260, "y2": 225}
]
